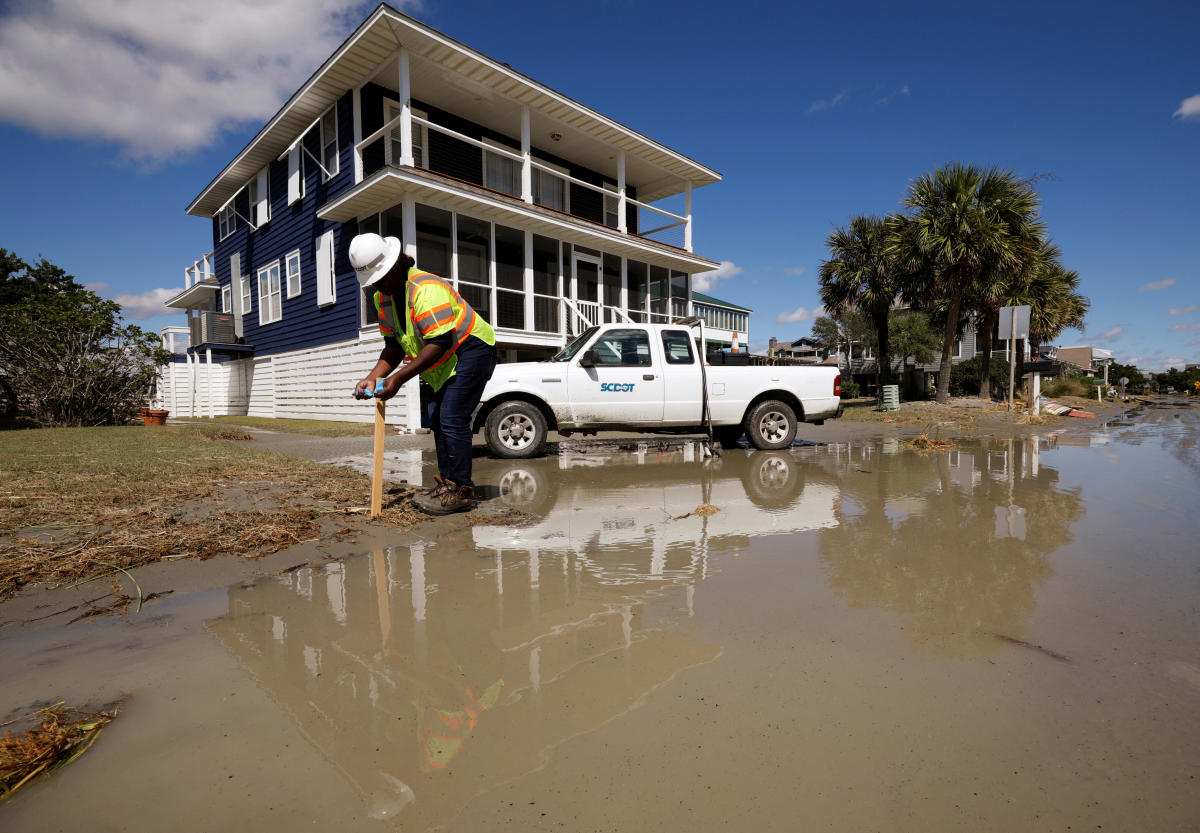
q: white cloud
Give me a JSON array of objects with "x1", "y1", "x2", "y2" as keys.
[
  {"x1": 113, "y1": 287, "x2": 179, "y2": 319},
  {"x1": 1173, "y1": 94, "x2": 1200, "y2": 120},
  {"x1": 85, "y1": 281, "x2": 110, "y2": 292},
  {"x1": 1167, "y1": 305, "x2": 1198, "y2": 316},
  {"x1": 876, "y1": 84, "x2": 910, "y2": 105},
  {"x1": 1169, "y1": 322, "x2": 1200, "y2": 332},
  {"x1": 1139, "y1": 277, "x2": 1177, "y2": 292},
  {"x1": 1164, "y1": 357, "x2": 1187, "y2": 368},
  {"x1": 776, "y1": 306, "x2": 824, "y2": 324},
  {"x1": 1092, "y1": 326, "x2": 1124, "y2": 342},
  {"x1": 807, "y1": 89, "x2": 849, "y2": 114},
  {"x1": 692, "y1": 260, "x2": 743, "y2": 293},
  {"x1": 0, "y1": 0, "x2": 413, "y2": 163},
  {"x1": 785, "y1": 266, "x2": 807, "y2": 276}
]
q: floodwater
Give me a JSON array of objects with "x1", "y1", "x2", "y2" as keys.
[{"x1": 3, "y1": 403, "x2": 1200, "y2": 831}]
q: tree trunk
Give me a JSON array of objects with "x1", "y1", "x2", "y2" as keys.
[
  {"x1": 936, "y1": 289, "x2": 963, "y2": 404},
  {"x1": 872, "y1": 309, "x2": 891, "y2": 388},
  {"x1": 977, "y1": 307, "x2": 998, "y2": 401}
]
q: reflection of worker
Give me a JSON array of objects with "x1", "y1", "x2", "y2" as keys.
[{"x1": 350, "y1": 234, "x2": 497, "y2": 514}]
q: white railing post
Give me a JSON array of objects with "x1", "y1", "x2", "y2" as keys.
[
  {"x1": 684, "y1": 181, "x2": 693, "y2": 252},
  {"x1": 402, "y1": 195, "x2": 417, "y2": 261},
  {"x1": 521, "y1": 106, "x2": 533, "y2": 204},
  {"x1": 617, "y1": 151, "x2": 627, "y2": 233},
  {"x1": 398, "y1": 47, "x2": 414, "y2": 166},
  {"x1": 523, "y1": 230, "x2": 534, "y2": 329},
  {"x1": 183, "y1": 267, "x2": 191, "y2": 290}
]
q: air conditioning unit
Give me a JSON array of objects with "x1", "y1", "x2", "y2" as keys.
[{"x1": 190, "y1": 312, "x2": 237, "y2": 346}]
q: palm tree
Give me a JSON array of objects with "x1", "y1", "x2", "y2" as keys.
[
  {"x1": 889, "y1": 164, "x2": 1044, "y2": 403},
  {"x1": 1027, "y1": 263, "x2": 1088, "y2": 357},
  {"x1": 971, "y1": 240, "x2": 1057, "y2": 400},
  {"x1": 819, "y1": 215, "x2": 903, "y2": 388}
]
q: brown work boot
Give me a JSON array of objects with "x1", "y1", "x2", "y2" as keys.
[
  {"x1": 418, "y1": 475, "x2": 448, "y2": 498},
  {"x1": 414, "y1": 481, "x2": 475, "y2": 515}
]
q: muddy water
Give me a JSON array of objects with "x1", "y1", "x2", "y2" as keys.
[{"x1": 3, "y1": 404, "x2": 1200, "y2": 831}]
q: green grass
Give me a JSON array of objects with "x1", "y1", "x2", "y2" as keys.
[{"x1": 172, "y1": 415, "x2": 374, "y2": 437}]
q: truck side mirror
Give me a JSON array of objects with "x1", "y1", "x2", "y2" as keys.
[{"x1": 579, "y1": 349, "x2": 598, "y2": 368}]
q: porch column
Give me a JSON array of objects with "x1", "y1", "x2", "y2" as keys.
[
  {"x1": 684, "y1": 181, "x2": 693, "y2": 252},
  {"x1": 617, "y1": 151, "x2": 627, "y2": 233},
  {"x1": 520, "y1": 106, "x2": 532, "y2": 204},
  {"x1": 352, "y1": 85, "x2": 363, "y2": 184},
  {"x1": 619, "y1": 257, "x2": 628, "y2": 317},
  {"x1": 402, "y1": 194, "x2": 417, "y2": 261},
  {"x1": 206, "y1": 348, "x2": 215, "y2": 419},
  {"x1": 524, "y1": 231, "x2": 535, "y2": 331},
  {"x1": 397, "y1": 47, "x2": 414, "y2": 166}
]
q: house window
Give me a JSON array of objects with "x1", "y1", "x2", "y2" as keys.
[
  {"x1": 221, "y1": 285, "x2": 231, "y2": 313},
  {"x1": 483, "y1": 140, "x2": 520, "y2": 197},
  {"x1": 532, "y1": 161, "x2": 567, "y2": 211},
  {"x1": 320, "y1": 104, "x2": 339, "y2": 180},
  {"x1": 218, "y1": 204, "x2": 236, "y2": 241},
  {"x1": 258, "y1": 261, "x2": 282, "y2": 325},
  {"x1": 384, "y1": 101, "x2": 427, "y2": 167},
  {"x1": 240, "y1": 268, "x2": 253, "y2": 317},
  {"x1": 285, "y1": 250, "x2": 302, "y2": 298},
  {"x1": 455, "y1": 213, "x2": 491, "y2": 321},
  {"x1": 604, "y1": 188, "x2": 619, "y2": 227}
]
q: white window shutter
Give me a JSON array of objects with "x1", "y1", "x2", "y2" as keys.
[
  {"x1": 256, "y1": 168, "x2": 270, "y2": 225},
  {"x1": 316, "y1": 231, "x2": 336, "y2": 307},
  {"x1": 229, "y1": 252, "x2": 244, "y2": 337},
  {"x1": 287, "y1": 145, "x2": 301, "y2": 205}
]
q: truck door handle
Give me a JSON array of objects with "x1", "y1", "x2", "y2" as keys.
[{"x1": 643, "y1": 374, "x2": 655, "y2": 381}]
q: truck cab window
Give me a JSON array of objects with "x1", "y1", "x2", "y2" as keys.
[
  {"x1": 662, "y1": 330, "x2": 695, "y2": 364},
  {"x1": 592, "y1": 328, "x2": 651, "y2": 366}
]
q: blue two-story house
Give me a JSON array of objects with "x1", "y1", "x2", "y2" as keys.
[{"x1": 160, "y1": 3, "x2": 723, "y2": 428}]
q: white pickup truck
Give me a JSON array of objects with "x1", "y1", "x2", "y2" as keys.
[{"x1": 474, "y1": 323, "x2": 842, "y2": 458}]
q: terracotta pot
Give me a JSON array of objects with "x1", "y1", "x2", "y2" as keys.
[{"x1": 142, "y1": 409, "x2": 169, "y2": 426}]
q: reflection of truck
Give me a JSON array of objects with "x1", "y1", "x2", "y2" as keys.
[{"x1": 474, "y1": 323, "x2": 843, "y2": 458}]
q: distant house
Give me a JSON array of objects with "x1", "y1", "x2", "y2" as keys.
[
  {"x1": 1055, "y1": 346, "x2": 1113, "y2": 379},
  {"x1": 690, "y1": 291, "x2": 751, "y2": 351},
  {"x1": 767, "y1": 336, "x2": 827, "y2": 364},
  {"x1": 157, "y1": 4, "x2": 724, "y2": 426}
]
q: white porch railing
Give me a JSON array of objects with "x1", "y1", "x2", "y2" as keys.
[
  {"x1": 563, "y1": 298, "x2": 633, "y2": 334},
  {"x1": 354, "y1": 111, "x2": 694, "y2": 251},
  {"x1": 184, "y1": 253, "x2": 214, "y2": 288}
]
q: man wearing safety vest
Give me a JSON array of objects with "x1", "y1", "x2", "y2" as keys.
[{"x1": 349, "y1": 233, "x2": 497, "y2": 515}]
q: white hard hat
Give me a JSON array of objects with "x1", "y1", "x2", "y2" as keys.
[{"x1": 349, "y1": 233, "x2": 402, "y2": 287}]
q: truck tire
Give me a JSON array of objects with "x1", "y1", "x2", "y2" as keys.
[
  {"x1": 485, "y1": 401, "x2": 548, "y2": 458},
  {"x1": 741, "y1": 451, "x2": 802, "y2": 510},
  {"x1": 744, "y1": 399, "x2": 797, "y2": 450}
]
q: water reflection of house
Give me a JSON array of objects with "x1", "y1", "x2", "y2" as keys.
[{"x1": 208, "y1": 537, "x2": 720, "y2": 827}]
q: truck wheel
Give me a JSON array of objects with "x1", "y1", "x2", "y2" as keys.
[
  {"x1": 744, "y1": 400, "x2": 797, "y2": 450},
  {"x1": 485, "y1": 401, "x2": 547, "y2": 458}
]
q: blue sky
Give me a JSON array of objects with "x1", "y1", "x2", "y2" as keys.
[{"x1": 1, "y1": 0, "x2": 1197, "y2": 369}]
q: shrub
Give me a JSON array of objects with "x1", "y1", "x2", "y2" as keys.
[
  {"x1": 1041, "y1": 377, "x2": 1092, "y2": 398},
  {"x1": 840, "y1": 379, "x2": 861, "y2": 398},
  {"x1": 948, "y1": 356, "x2": 1010, "y2": 398}
]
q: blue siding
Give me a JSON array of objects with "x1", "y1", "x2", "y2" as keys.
[
  {"x1": 211, "y1": 90, "x2": 362, "y2": 358},
  {"x1": 207, "y1": 86, "x2": 643, "y2": 359}
]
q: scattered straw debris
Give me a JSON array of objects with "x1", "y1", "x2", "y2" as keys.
[
  {"x1": 467, "y1": 507, "x2": 533, "y2": 527},
  {"x1": 0, "y1": 701, "x2": 122, "y2": 800},
  {"x1": 909, "y1": 434, "x2": 956, "y2": 453},
  {"x1": 674, "y1": 503, "x2": 720, "y2": 520},
  {"x1": 194, "y1": 426, "x2": 254, "y2": 442}
]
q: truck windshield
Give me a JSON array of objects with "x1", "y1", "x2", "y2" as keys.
[{"x1": 551, "y1": 327, "x2": 598, "y2": 362}]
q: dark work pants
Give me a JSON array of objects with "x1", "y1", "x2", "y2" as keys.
[{"x1": 426, "y1": 338, "x2": 497, "y2": 488}]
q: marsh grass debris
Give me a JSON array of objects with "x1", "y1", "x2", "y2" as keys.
[
  {"x1": 0, "y1": 701, "x2": 121, "y2": 800},
  {"x1": 0, "y1": 426, "x2": 426, "y2": 599},
  {"x1": 674, "y1": 503, "x2": 720, "y2": 520},
  {"x1": 909, "y1": 434, "x2": 956, "y2": 452}
]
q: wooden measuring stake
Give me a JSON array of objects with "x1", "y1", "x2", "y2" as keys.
[{"x1": 371, "y1": 382, "x2": 386, "y2": 517}]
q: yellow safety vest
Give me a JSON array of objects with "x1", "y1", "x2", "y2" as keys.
[{"x1": 374, "y1": 267, "x2": 495, "y2": 391}]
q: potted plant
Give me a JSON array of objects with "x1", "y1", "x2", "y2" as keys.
[{"x1": 142, "y1": 408, "x2": 169, "y2": 426}]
